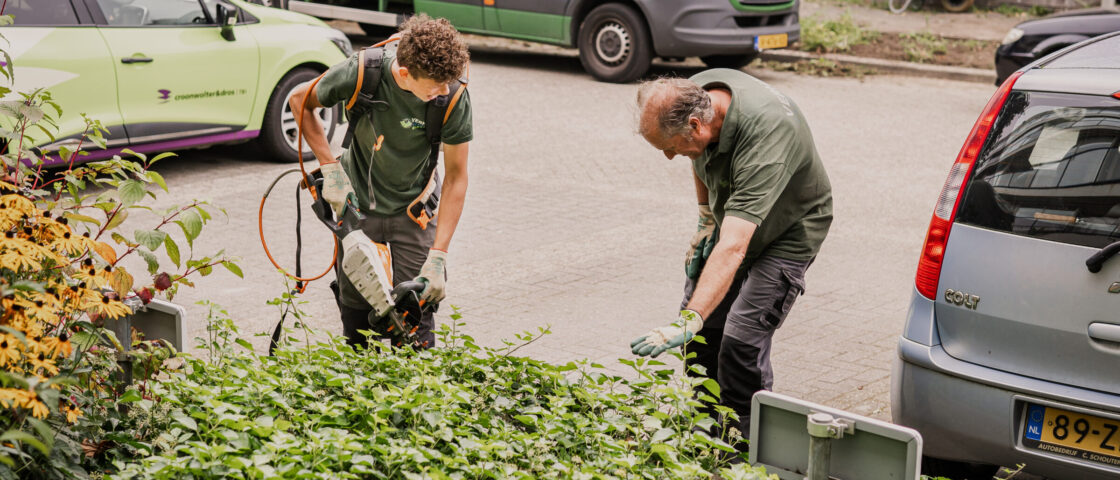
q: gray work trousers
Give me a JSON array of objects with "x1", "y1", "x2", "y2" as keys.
[
  {"x1": 681, "y1": 254, "x2": 811, "y2": 436},
  {"x1": 334, "y1": 212, "x2": 438, "y2": 348}
]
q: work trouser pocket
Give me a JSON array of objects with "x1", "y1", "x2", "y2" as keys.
[{"x1": 763, "y1": 268, "x2": 805, "y2": 330}]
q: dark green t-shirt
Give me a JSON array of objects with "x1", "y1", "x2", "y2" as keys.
[
  {"x1": 689, "y1": 69, "x2": 833, "y2": 269},
  {"x1": 317, "y1": 49, "x2": 472, "y2": 216}
]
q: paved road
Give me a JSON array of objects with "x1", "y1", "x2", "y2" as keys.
[{"x1": 119, "y1": 37, "x2": 996, "y2": 425}]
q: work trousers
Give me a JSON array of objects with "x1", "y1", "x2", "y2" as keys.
[
  {"x1": 681, "y1": 255, "x2": 811, "y2": 437},
  {"x1": 334, "y1": 212, "x2": 438, "y2": 348}
]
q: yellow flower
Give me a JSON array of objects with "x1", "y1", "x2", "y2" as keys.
[
  {"x1": 58, "y1": 283, "x2": 102, "y2": 310},
  {"x1": 39, "y1": 335, "x2": 72, "y2": 358},
  {"x1": 27, "y1": 397, "x2": 49, "y2": 419},
  {"x1": 0, "y1": 334, "x2": 18, "y2": 367},
  {"x1": 2, "y1": 300, "x2": 30, "y2": 328},
  {"x1": 63, "y1": 403, "x2": 81, "y2": 423},
  {"x1": 0, "y1": 195, "x2": 35, "y2": 229},
  {"x1": 0, "y1": 388, "x2": 29, "y2": 409},
  {"x1": 49, "y1": 229, "x2": 89, "y2": 257},
  {"x1": 0, "y1": 236, "x2": 44, "y2": 272},
  {"x1": 27, "y1": 351, "x2": 59, "y2": 376},
  {"x1": 72, "y1": 267, "x2": 108, "y2": 290},
  {"x1": 84, "y1": 294, "x2": 131, "y2": 319}
]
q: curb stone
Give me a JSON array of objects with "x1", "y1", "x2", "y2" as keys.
[{"x1": 761, "y1": 49, "x2": 997, "y2": 85}]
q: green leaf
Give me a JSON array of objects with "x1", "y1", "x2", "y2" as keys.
[
  {"x1": 147, "y1": 170, "x2": 168, "y2": 192},
  {"x1": 119, "y1": 179, "x2": 146, "y2": 206},
  {"x1": 650, "y1": 427, "x2": 673, "y2": 444},
  {"x1": 149, "y1": 152, "x2": 176, "y2": 165},
  {"x1": 138, "y1": 249, "x2": 160, "y2": 275},
  {"x1": 0, "y1": 431, "x2": 48, "y2": 456},
  {"x1": 164, "y1": 235, "x2": 180, "y2": 268},
  {"x1": 221, "y1": 261, "x2": 243, "y2": 278},
  {"x1": 171, "y1": 411, "x2": 198, "y2": 431},
  {"x1": 135, "y1": 229, "x2": 167, "y2": 251},
  {"x1": 105, "y1": 208, "x2": 128, "y2": 231},
  {"x1": 177, "y1": 210, "x2": 202, "y2": 246},
  {"x1": 25, "y1": 418, "x2": 53, "y2": 451},
  {"x1": 61, "y1": 212, "x2": 99, "y2": 226},
  {"x1": 701, "y1": 378, "x2": 721, "y2": 398},
  {"x1": 119, "y1": 389, "x2": 143, "y2": 402}
]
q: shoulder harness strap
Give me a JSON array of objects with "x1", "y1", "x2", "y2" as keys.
[{"x1": 341, "y1": 34, "x2": 401, "y2": 149}]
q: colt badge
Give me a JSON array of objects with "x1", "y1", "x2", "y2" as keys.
[
  {"x1": 1109, "y1": 282, "x2": 1120, "y2": 294},
  {"x1": 944, "y1": 288, "x2": 980, "y2": 310}
]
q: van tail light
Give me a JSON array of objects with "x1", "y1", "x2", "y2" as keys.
[{"x1": 915, "y1": 71, "x2": 1022, "y2": 300}]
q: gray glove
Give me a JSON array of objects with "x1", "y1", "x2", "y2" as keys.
[
  {"x1": 686, "y1": 204, "x2": 716, "y2": 279},
  {"x1": 630, "y1": 309, "x2": 705, "y2": 357},
  {"x1": 320, "y1": 161, "x2": 356, "y2": 217},
  {"x1": 416, "y1": 249, "x2": 447, "y2": 303}
]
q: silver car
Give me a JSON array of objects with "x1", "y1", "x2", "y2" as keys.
[{"x1": 892, "y1": 32, "x2": 1120, "y2": 480}]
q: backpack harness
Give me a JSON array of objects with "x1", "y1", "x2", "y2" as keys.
[{"x1": 342, "y1": 34, "x2": 467, "y2": 230}]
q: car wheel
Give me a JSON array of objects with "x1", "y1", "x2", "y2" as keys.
[
  {"x1": 259, "y1": 68, "x2": 338, "y2": 164},
  {"x1": 939, "y1": 0, "x2": 974, "y2": 12},
  {"x1": 921, "y1": 455, "x2": 1000, "y2": 480},
  {"x1": 359, "y1": 23, "x2": 397, "y2": 39},
  {"x1": 701, "y1": 53, "x2": 760, "y2": 70},
  {"x1": 578, "y1": 3, "x2": 652, "y2": 83}
]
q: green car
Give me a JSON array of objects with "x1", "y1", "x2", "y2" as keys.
[{"x1": 3, "y1": 0, "x2": 351, "y2": 164}]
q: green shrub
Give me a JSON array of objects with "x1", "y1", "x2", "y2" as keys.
[
  {"x1": 800, "y1": 14, "x2": 880, "y2": 53},
  {"x1": 108, "y1": 305, "x2": 776, "y2": 479},
  {"x1": 0, "y1": 14, "x2": 238, "y2": 477}
]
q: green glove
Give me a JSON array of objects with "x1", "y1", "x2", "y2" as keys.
[
  {"x1": 416, "y1": 249, "x2": 447, "y2": 303},
  {"x1": 686, "y1": 204, "x2": 716, "y2": 279},
  {"x1": 630, "y1": 309, "x2": 705, "y2": 357},
  {"x1": 320, "y1": 161, "x2": 357, "y2": 217}
]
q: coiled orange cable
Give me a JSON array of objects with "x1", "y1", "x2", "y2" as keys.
[{"x1": 257, "y1": 73, "x2": 337, "y2": 284}]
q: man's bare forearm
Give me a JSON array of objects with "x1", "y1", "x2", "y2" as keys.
[
  {"x1": 685, "y1": 216, "x2": 757, "y2": 318},
  {"x1": 288, "y1": 81, "x2": 336, "y2": 165},
  {"x1": 432, "y1": 142, "x2": 469, "y2": 251}
]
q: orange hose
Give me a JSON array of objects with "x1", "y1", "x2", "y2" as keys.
[{"x1": 257, "y1": 73, "x2": 337, "y2": 283}]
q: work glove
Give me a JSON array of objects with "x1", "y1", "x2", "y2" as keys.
[
  {"x1": 416, "y1": 249, "x2": 447, "y2": 303},
  {"x1": 320, "y1": 161, "x2": 356, "y2": 218},
  {"x1": 630, "y1": 309, "x2": 705, "y2": 357},
  {"x1": 686, "y1": 204, "x2": 717, "y2": 279}
]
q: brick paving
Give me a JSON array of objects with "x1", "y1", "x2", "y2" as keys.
[{"x1": 150, "y1": 40, "x2": 997, "y2": 424}]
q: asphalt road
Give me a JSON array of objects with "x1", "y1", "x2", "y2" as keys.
[{"x1": 116, "y1": 35, "x2": 997, "y2": 429}]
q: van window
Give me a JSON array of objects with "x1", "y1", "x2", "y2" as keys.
[
  {"x1": 957, "y1": 91, "x2": 1120, "y2": 248},
  {"x1": 6, "y1": 0, "x2": 80, "y2": 26}
]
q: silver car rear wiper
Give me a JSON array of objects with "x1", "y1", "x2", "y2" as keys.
[{"x1": 1085, "y1": 240, "x2": 1120, "y2": 273}]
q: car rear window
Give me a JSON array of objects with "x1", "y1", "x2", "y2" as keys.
[{"x1": 956, "y1": 91, "x2": 1120, "y2": 248}]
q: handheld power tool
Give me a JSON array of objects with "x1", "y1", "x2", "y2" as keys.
[{"x1": 305, "y1": 171, "x2": 428, "y2": 347}]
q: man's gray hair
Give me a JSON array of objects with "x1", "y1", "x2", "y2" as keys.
[{"x1": 636, "y1": 78, "x2": 713, "y2": 137}]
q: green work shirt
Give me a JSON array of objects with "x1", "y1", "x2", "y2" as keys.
[
  {"x1": 689, "y1": 69, "x2": 833, "y2": 270},
  {"x1": 317, "y1": 49, "x2": 472, "y2": 216}
]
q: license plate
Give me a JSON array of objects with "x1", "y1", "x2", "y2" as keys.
[
  {"x1": 754, "y1": 33, "x2": 788, "y2": 51},
  {"x1": 1023, "y1": 404, "x2": 1120, "y2": 467}
]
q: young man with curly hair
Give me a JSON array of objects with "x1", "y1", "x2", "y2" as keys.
[{"x1": 289, "y1": 15, "x2": 471, "y2": 348}]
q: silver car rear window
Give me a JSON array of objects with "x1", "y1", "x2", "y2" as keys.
[{"x1": 957, "y1": 91, "x2": 1120, "y2": 248}]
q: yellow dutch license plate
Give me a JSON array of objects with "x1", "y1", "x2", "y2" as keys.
[
  {"x1": 754, "y1": 33, "x2": 788, "y2": 51},
  {"x1": 1023, "y1": 404, "x2": 1120, "y2": 467}
]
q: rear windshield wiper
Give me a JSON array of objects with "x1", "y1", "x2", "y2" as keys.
[{"x1": 1086, "y1": 240, "x2": 1120, "y2": 273}]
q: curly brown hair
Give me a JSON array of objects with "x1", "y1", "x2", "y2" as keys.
[{"x1": 396, "y1": 15, "x2": 469, "y2": 84}]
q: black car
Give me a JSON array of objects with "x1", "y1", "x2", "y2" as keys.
[{"x1": 995, "y1": 7, "x2": 1120, "y2": 85}]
